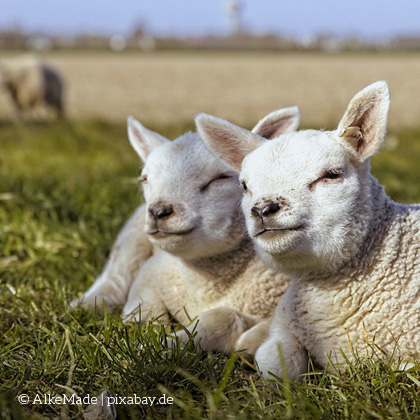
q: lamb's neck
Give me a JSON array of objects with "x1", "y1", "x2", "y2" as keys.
[
  {"x1": 183, "y1": 237, "x2": 255, "y2": 288},
  {"x1": 341, "y1": 183, "x2": 395, "y2": 273},
  {"x1": 343, "y1": 176, "x2": 391, "y2": 255}
]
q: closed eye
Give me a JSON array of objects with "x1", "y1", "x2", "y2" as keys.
[
  {"x1": 310, "y1": 169, "x2": 343, "y2": 190},
  {"x1": 200, "y1": 174, "x2": 232, "y2": 191},
  {"x1": 322, "y1": 170, "x2": 342, "y2": 180},
  {"x1": 138, "y1": 174, "x2": 148, "y2": 184}
]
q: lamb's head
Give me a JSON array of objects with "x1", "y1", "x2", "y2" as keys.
[
  {"x1": 127, "y1": 107, "x2": 300, "y2": 260},
  {"x1": 196, "y1": 82, "x2": 390, "y2": 274}
]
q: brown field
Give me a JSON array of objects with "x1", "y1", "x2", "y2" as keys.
[{"x1": 1, "y1": 50, "x2": 420, "y2": 129}]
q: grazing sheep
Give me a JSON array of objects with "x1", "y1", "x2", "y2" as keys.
[
  {"x1": 0, "y1": 55, "x2": 64, "y2": 118},
  {"x1": 73, "y1": 107, "x2": 300, "y2": 354},
  {"x1": 196, "y1": 81, "x2": 420, "y2": 379}
]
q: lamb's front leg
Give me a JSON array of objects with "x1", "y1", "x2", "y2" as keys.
[
  {"x1": 71, "y1": 204, "x2": 154, "y2": 312},
  {"x1": 234, "y1": 319, "x2": 271, "y2": 355},
  {"x1": 255, "y1": 296, "x2": 307, "y2": 381},
  {"x1": 172, "y1": 307, "x2": 261, "y2": 353},
  {"x1": 121, "y1": 257, "x2": 169, "y2": 323}
]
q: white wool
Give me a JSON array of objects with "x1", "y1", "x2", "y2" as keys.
[
  {"x1": 196, "y1": 81, "x2": 420, "y2": 379},
  {"x1": 73, "y1": 108, "x2": 299, "y2": 354}
]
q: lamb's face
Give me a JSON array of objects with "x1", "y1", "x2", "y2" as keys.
[
  {"x1": 141, "y1": 134, "x2": 243, "y2": 260},
  {"x1": 196, "y1": 81, "x2": 390, "y2": 275},
  {"x1": 239, "y1": 130, "x2": 363, "y2": 273}
]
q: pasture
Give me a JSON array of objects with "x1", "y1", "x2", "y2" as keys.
[{"x1": 1, "y1": 51, "x2": 420, "y2": 419}]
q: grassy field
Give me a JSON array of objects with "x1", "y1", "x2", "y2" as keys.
[
  {"x1": 1, "y1": 51, "x2": 420, "y2": 129},
  {"x1": 1, "y1": 119, "x2": 420, "y2": 419}
]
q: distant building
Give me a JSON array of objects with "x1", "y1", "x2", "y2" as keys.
[{"x1": 224, "y1": 1, "x2": 243, "y2": 36}]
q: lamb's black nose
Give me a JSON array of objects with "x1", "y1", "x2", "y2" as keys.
[
  {"x1": 251, "y1": 202, "x2": 280, "y2": 218},
  {"x1": 149, "y1": 204, "x2": 174, "y2": 219},
  {"x1": 261, "y1": 203, "x2": 280, "y2": 217}
]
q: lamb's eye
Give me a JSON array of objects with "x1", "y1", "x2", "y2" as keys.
[
  {"x1": 323, "y1": 170, "x2": 342, "y2": 180},
  {"x1": 241, "y1": 181, "x2": 248, "y2": 191},
  {"x1": 310, "y1": 169, "x2": 343, "y2": 190},
  {"x1": 139, "y1": 175, "x2": 148, "y2": 184},
  {"x1": 200, "y1": 174, "x2": 231, "y2": 191},
  {"x1": 214, "y1": 174, "x2": 231, "y2": 181}
]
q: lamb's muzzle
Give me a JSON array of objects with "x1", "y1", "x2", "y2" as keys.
[
  {"x1": 251, "y1": 202, "x2": 280, "y2": 218},
  {"x1": 148, "y1": 203, "x2": 174, "y2": 220}
]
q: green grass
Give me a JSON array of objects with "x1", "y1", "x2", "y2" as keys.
[{"x1": 1, "y1": 120, "x2": 420, "y2": 419}]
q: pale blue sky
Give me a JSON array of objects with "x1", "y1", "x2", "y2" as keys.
[{"x1": 1, "y1": 0, "x2": 419, "y2": 40}]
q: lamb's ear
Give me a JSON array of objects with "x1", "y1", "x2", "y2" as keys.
[
  {"x1": 252, "y1": 106, "x2": 300, "y2": 139},
  {"x1": 337, "y1": 81, "x2": 390, "y2": 162},
  {"x1": 195, "y1": 113, "x2": 265, "y2": 172},
  {"x1": 127, "y1": 116, "x2": 169, "y2": 162}
]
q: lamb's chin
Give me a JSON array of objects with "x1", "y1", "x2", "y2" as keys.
[
  {"x1": 254, "y1": 229, "x2": 303, "y2": 255},
  {"x1": 254, "y1": 233, "x2": 316, "y2": 274},
  {"x1": 148, "y1": 232, "x2": 192, "y2": 252}
]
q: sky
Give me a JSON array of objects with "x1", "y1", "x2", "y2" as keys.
[{"x1": 1, "y1": 0, "x2": 420, "y2": 41}]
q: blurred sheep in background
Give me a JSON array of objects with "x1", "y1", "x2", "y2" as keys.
[{"x1": 0, "y1": 55, "x2": 64, "y2": 119}]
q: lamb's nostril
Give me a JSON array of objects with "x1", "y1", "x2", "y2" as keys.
[
  {"x1": 149, "y1": 204, "x2": 174, "y2": 219},
  {"x1": 251, "y1": 206, "x2": 262, "y2": 217},
  {"x1": 261, "y1": 203, "x2": 280, "y2": 217},
  {"x1": 157, "y1": 205, "x2": 174, "y2": 219}
]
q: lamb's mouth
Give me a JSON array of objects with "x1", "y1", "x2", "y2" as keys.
[
  {"x1": 254, "y1": 225, "x2": 305, "y2": 237},
  {"x1": 148, "y1": 228, "x2": 194, "y2": 237}
]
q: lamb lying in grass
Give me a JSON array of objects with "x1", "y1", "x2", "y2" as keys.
[
  {"x1": 196, "y1": 81, "x2": 420, "y2": 378},
  {"x1": 74, "y1": 107, "x2": 299, "y2": 353}
]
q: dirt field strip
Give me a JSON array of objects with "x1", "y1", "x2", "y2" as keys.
[{"x1": 1, "y1": 51, "x2": 420, "y2": 129}]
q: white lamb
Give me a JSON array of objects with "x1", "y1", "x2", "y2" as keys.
[
  {"x1": 0, "y1": 55, "x2": 64, "y2": 118},
  {"x1": 196, "y1": 81, "x2": 420, "y2": 379},
  {"x1": 74, "y1": 107, "x2": 300, "y2": 353}
]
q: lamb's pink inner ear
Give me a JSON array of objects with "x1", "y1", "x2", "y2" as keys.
[
  {"x1": 337, "y1": 81, "x2": 390, "y2": 161},
  {"x1": 127, "y1": 116, "x2": 169, "y2": 162},
  {"x1": 252, "y1": 106, "x2": 300, "y2": 139},
  {"x1": 195, "y1": 113, "x2": 265, "y2": 172}
]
